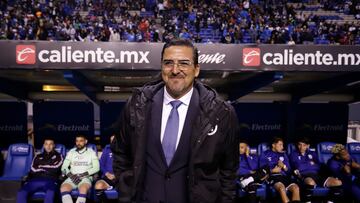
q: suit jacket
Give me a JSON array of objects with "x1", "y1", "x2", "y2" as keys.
[{"x1": 111, "y1": 79, "x2": 240, "y2": 203}]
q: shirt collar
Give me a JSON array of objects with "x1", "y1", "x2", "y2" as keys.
[{"x1": 163, "y1": 86, "x2": 193, "y2": 106}]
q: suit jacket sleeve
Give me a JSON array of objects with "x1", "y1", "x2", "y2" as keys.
[
  {"x1": 220, "y1": 105, "x2": 240, "y2": 203},
  {"x1": 110, "y1": 97, "x2": 134, "y2": 202}
]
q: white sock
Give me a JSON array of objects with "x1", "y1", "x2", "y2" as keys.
[
  {"x1": 240, "y1": 176, "x2": 254, "y2": 188},
  {"x1": 76, "y1": 196, "x2": 86, "y2": 203},
  {"x1": 61, "y1": 194, "x2": 73, "y2": 203}
]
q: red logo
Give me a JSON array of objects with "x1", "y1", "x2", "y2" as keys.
[
  {"x1": 16, "y1": 45, "x2": 36, "y2": 64},
  {"x1": 242, "y1": 48, "x2": 260, "y2": 66}
]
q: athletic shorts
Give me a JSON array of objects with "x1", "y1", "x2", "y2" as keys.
[
  {"x1": 62, "y1": 177, "x2": 92, "y2": 189},
  {"x1": 269, "y1": 174, "x2": 297, "y2": 190},
  {"x1": 300, "y1": 173, "x2": 332, "y2": 188}
]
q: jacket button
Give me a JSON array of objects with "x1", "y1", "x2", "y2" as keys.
[{"x1": 165, "y1": 172, "x2": 171, "y2": 180}]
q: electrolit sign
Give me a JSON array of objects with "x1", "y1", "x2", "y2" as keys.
[
  {"x1": 295, "y1": 104, "x2": 348, "y2": 144},
  {"x1": 33, "y1": 102, "x2": 94, "y2": 148},
  {"x1": 233, "y1": 103, "x2": 286, "y2": 145}
]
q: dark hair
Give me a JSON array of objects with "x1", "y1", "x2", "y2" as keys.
[
  {"x1": 272, "y1": 136, "x2": 284, "y2": 144},
  {"x1": 76, "y1": 134, "x2": 87, "y2": 140},
  {"x1": 239, "y1": 139, "x2": 249, "y2": 145},
  {"x1": 297, "y1": 137, "x2": 310, "y2": 145},
  {"x1": 43, "y1": 136, "x2": 55, "y2": 143},
  {"x1": 161, "y1": 39, "x2": 199, "y2": 65}
]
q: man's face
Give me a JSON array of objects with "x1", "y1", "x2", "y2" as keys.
[
  {"x1": 75, "y1": 137, "x2": 87, "y2": 150},
  {"x1": 239, "y1": 143, "x2": 247, "y2": 155},
  {"x1": 338, "y1": 149, "x2": 351, "y2": 161},
  {"x1": 43, "y1": 140, "x2": 55, "y2": 153},
  {"x1": 161, "y1": 46, "x2": 200, "y2": 99},
  {"x1": 297, "y1": 142, "x2": 309, "y2": 154},
  {"x1": 272, "y1": 141, "x2": 284, "y2": 153}
]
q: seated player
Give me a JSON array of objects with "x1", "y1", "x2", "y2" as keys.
[
  {"x1": 60, "y1": 134, "x2": 100, "y2": 203},
  {"x1": 289, "y1": 137, "x2": 342, "y2": 203},
  {"x1": 94, "y1": 135, "x2": 117, "y2": 202},
  {"x1": 327, "y1": 144, "x2": 360, "y2": 202},
  {"x1": 238, "y1": 140, "x2": 270, "y2": 203},
  {"x1": 17, "y1": 137, "x2": 63, "y2": 203},
  {"x1": 259, "y1": 137, "x2": 300, "y2": 203}
]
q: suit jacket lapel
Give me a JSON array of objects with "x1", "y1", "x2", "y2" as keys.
[{"x1": 150, "y1": 87, "x2": 168, "y2": 167}]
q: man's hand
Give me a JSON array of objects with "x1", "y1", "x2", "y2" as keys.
[
  {"x1": 77, "y1": 172, "x2": 89, "y2": 179},
  {"x1": 67, "y1": 172, "x2": 81, "y2": 184},
  {"x1": 294, "y1": 169, "x2": 301, "y2": 178},
  {"x1": 246, "y1": 147, "x2": 250, "y2": 156},
  {"x1": 272, "y1": 166, "x2": 282, "y2": 173},
  {"x1": 351, "y1": 161, "x2": 360, "y2": 170},
  {"x1": 277, "y1": 160, "x2": 285, "y2": 169},
  {"x1": 105, "y1": 172, "x2": 115, "y2": 180},
  {"x1": 344, "y1": 164, "x2": 352, "y2": 174}
]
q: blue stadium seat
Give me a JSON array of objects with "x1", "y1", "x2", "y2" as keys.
[
  {"x1": 347, "y1": 142, "x2": 360, "y2": 163},
  {"x1": 41, "y1": 144, "x2": 66, "y2": 157},
  {"x1": 287, "y1": 143, "x2": 296, "y2": 155},
  {"x1": 87, "y1": 143, "x2": 97, "y2": 154},
  {"x1": 317, "y1": 142, "x2": 336, "y2": 164},
  {"x1": 0, "y1": 143, "x2": 34, "y2": 181},
  {"x1": 104, "y1": 189, "x2": 119, "y2": 199},
  {"x1": 257, "y1": 142, "x2": 270, "y2": 156}
]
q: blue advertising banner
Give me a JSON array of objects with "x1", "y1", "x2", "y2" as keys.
[
  {"x1": 33, "y1": 101, "x2": 94, "y2": 148},
  {"x1": 294, "y1": 103, "x2": 348, "y2": 145},
  {"x1": 233, "y1": 103, "x2": 287, "y2": 146},
  {"x1": 0, "y1": 102, "x2": 27, "y2": 148},
  {"x1": 100, "y1": 102, "x2": 125, "y2": 147}
]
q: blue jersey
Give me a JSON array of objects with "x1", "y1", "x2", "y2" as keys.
[
  {"x1": 100, "y1": 146, "x2": 113, "y2": 176},
  {"x1": 289, "y1": 149, "x2": 320, "y2": 175},
  {"x1": 259, "y1": 150, "x2": 290, "y2": 176},
  {"x1": 238, "y1": 154, "x2": 259, "y2": 176},
  {"x1": 327, "y1": 155, "x2": 353, "y2": 183}
]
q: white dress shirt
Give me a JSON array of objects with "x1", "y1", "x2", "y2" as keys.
[{"x1": 160, "y1": 87, "x2": 193, "y2": 149}]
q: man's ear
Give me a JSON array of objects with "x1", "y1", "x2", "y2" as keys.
[{"x1": 195, "y1": 64, "x2": 200, "y2": 77}]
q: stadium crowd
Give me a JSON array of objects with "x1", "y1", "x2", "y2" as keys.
[{"x1": 0, "y1": 0, "x2": 359, "y2": 44}]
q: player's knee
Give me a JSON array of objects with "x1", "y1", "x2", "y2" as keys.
[
  {"x1": 290, "y1": 184, "x2": 300, "y2": 192},
  {"x1": 60, "y1": 183, "x2": 72, "y2": 193},
  {"x1": 304, "y1": 177, "x2": 316, "y2": 186},
  {"x1": 78, "y1": 184, "x2": 90, "y2": 194},
  {"x1": 95, "y1": 181, "x2": 105, "y2": 190}
]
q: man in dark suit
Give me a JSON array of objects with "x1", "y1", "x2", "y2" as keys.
[{"x1": 111, "y1": 39, "x2": 239, "y2": 203}]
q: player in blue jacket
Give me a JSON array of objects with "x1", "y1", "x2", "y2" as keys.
[
  {"x1": 327, "y1": 144, "x2": 360, "y2": 202},
  {"x1": 94, "y1": 135, "x2": 117, "y2": 202},
  {"x1": 238, "y1": 140, "x2": 270, "y2": 203},
  {"x1": 259, "y1": 137, "x2": 300, "y2": 203},
  {"x1": 289, "y1": 137, "x2": 342, "y2": 203}
]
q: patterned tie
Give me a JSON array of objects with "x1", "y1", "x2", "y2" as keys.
[{"x1": 162, "y1": 100, "x2": 182, "y2": 166}]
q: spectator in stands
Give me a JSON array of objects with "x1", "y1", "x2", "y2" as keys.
[
  {"x1": 289, "y1": 137, "x2": 343, "y2": 203},
  {"x1": 238, "y1": 140, "x2": 270, "y2": 203},
  {"x1": 60, "y1": 134, "x2": 99, "y2": 203},
  {"x1": 94, "y1": 135, "x2": 117, "y2": 203},
  {"x1": 0, "y1": 0, "x2": 359, "y2": 44},
  {"x1": 17, "y1": 137, "x2": 63, "y2": 203},
  {"x1": 111, "y1": 39, "x2": 239, "y2": 203},
  {"x1": 260, "y1": 137, "x2": 300, "y2": 203},
  {"x1": 327, "y1": 144, "x2": 360, "y2": 202}
]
